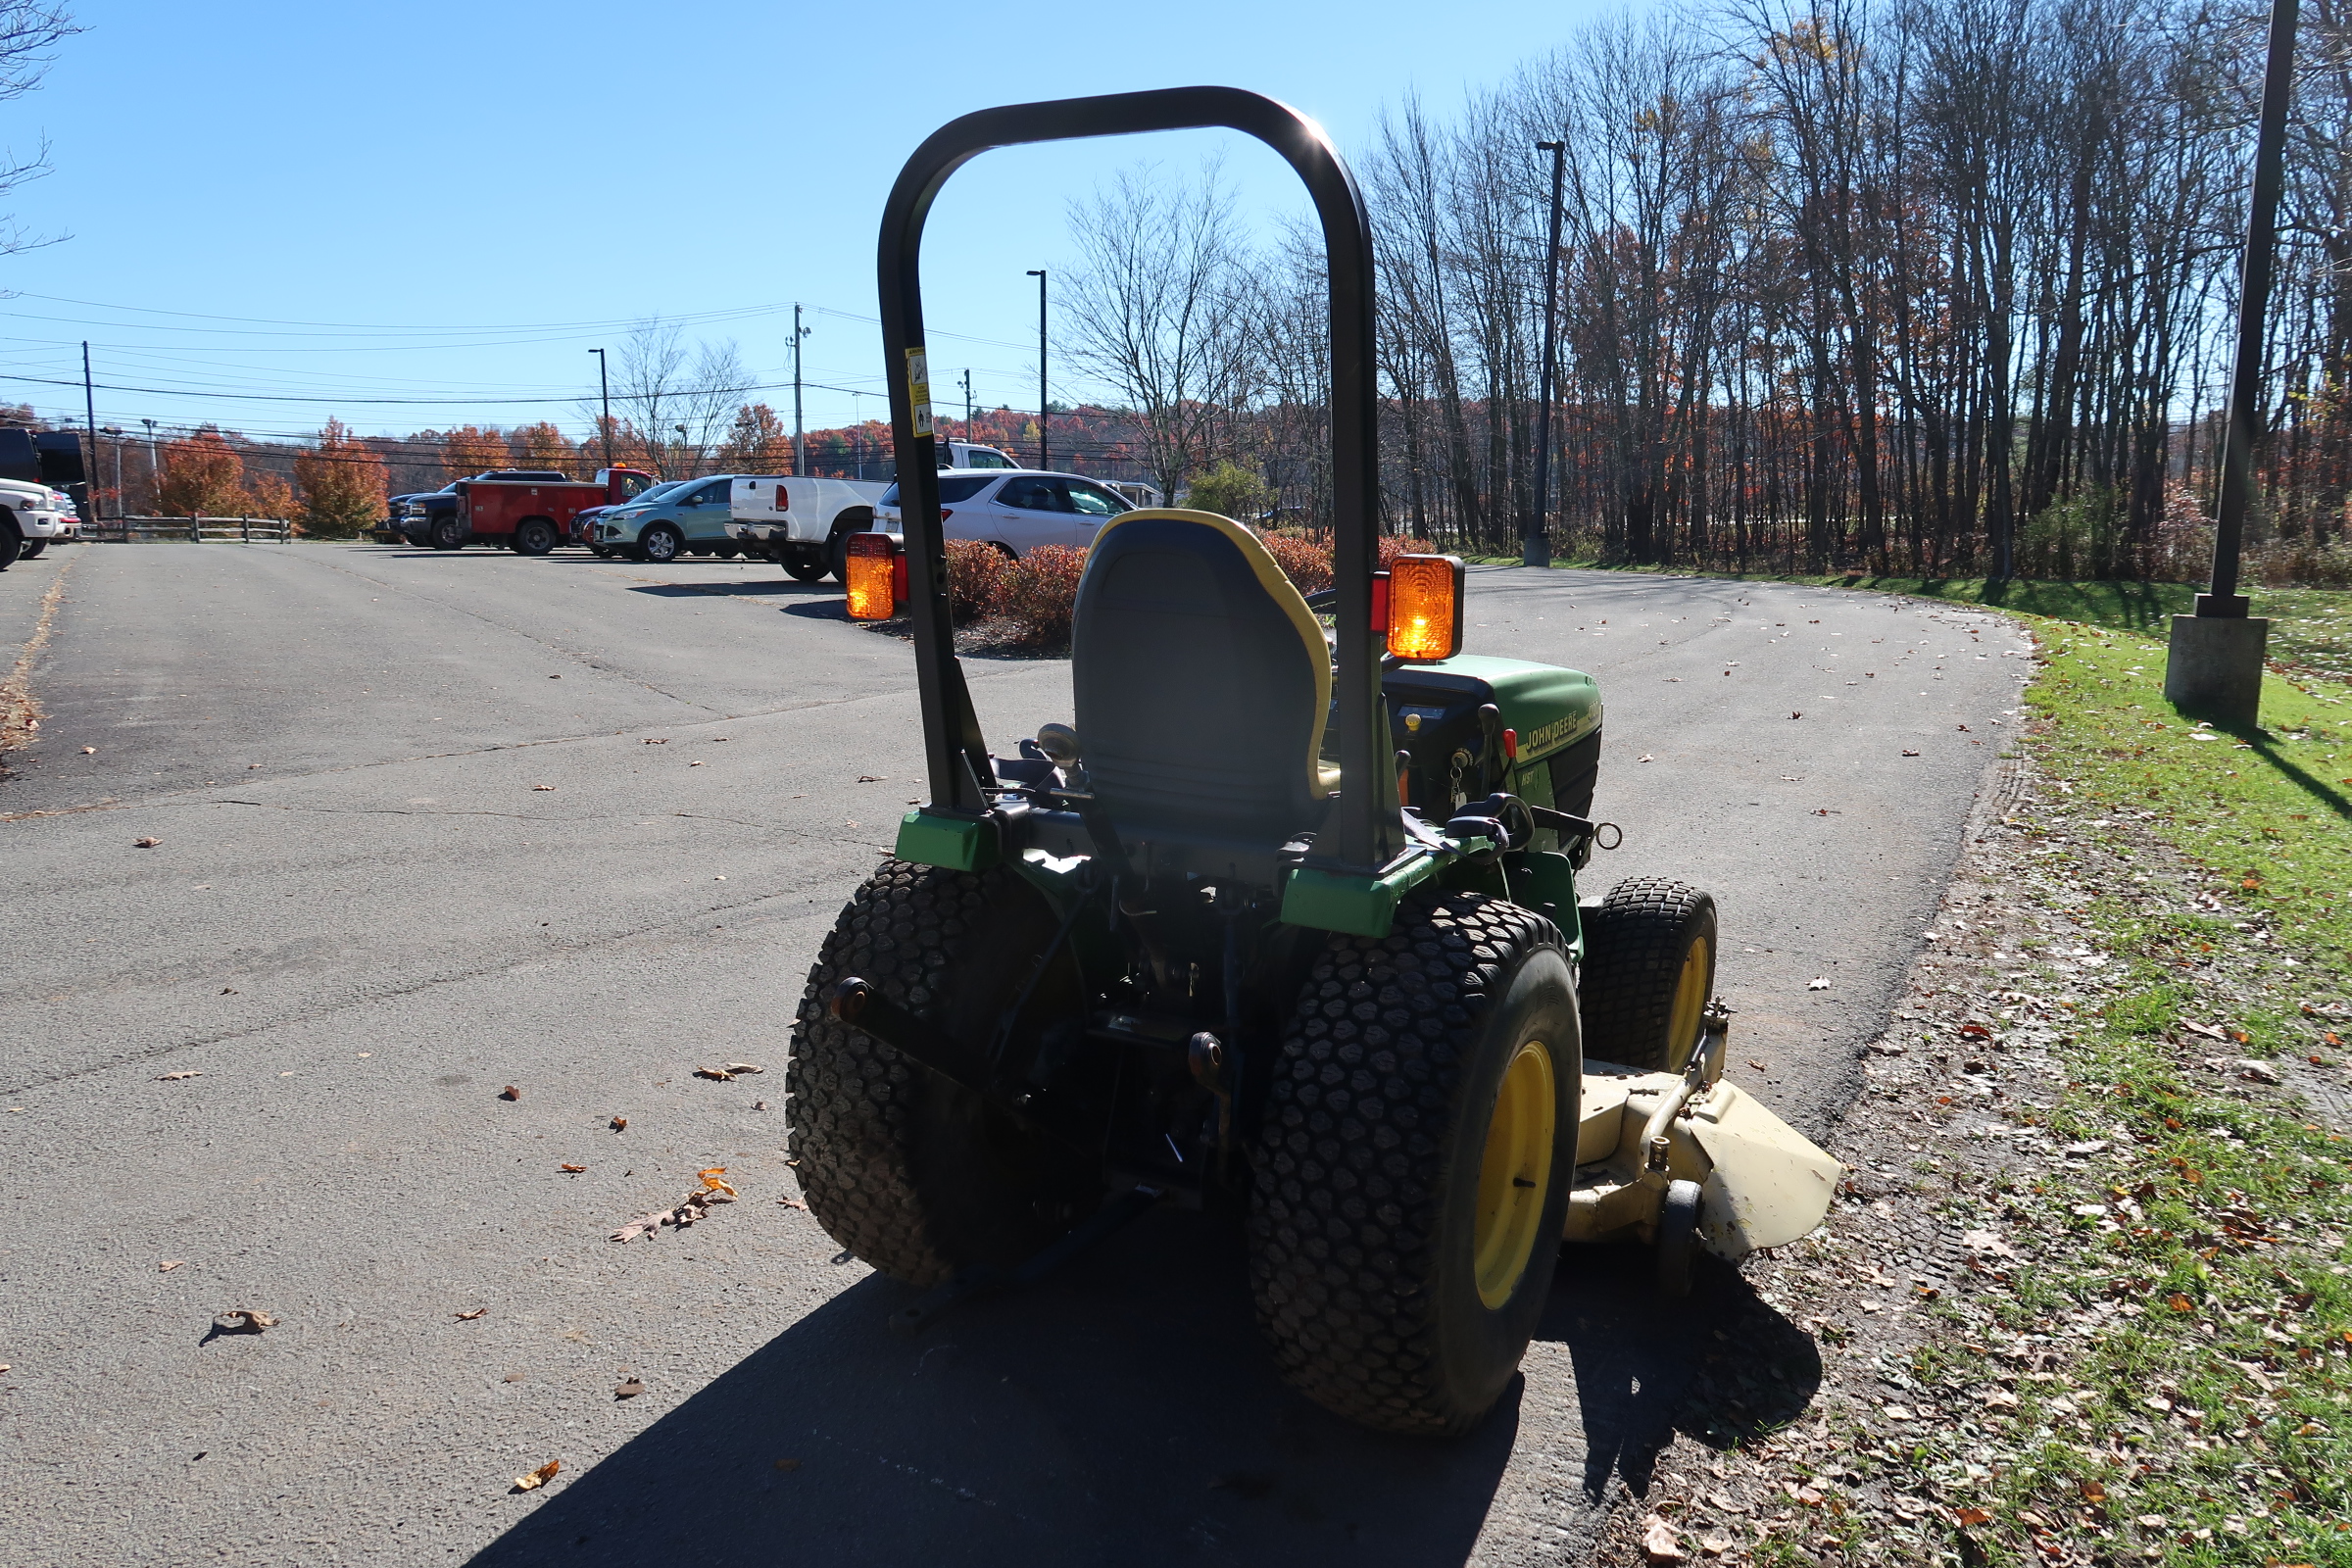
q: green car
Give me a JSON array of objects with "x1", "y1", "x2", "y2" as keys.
[{"x1": 592, "y1": 477, "x2": 749, "y2": 563}]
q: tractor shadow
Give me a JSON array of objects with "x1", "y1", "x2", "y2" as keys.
[{"x1": 466, "y1": 1211, "x2": 1815, "y2": 1568}]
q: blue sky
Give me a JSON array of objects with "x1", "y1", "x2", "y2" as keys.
[{"x1": 0, "y1": 0, "x2": 1613, "y2": 446}]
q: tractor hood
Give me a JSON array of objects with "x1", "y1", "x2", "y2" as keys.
[{"x1": 1384, "y1": 655, "x2": 1601, "y2": 760}]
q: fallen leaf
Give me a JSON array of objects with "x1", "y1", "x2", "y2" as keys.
[
  {"x1": 1642, "y1": 1513, "x2": 1684, "y2": 1563},
  {"x1": 613, "y1": 1378, "x2": 645, "y2": 1398},
  {"x1": 2169, "y1": 1294, "x2": 2195, "y2": 1313},
  {"x1": 720, "y1": 1061, "x2": 763, "y2": 1075},
  {"x1": 2238, "y1": 1059, "x2": 2281, "y2": 1085},
  {"x1": 456, "y1": 1308, "x2": 487, "y2": 1321},
  {"x1": 689, "y1": 760, "x2": 704, "y2": 767},
  {"x1": 159, "y1": 1260, "x2": 184, "y2": 1272},
  {"x1": 2079, "y1": 1479, "x2": 2107, "y2": 1503},
  {"x1": 133, "y1": 837, "x2": 161, "y2": 849},
  {"x1": 694, "y1": 1066, "x2": 736, "y2": 1082},
  {"x1": 856, "y1": 775, "x2": 886, "y2": 783},
  {"x1": 559, "y1": 1163, "x2": 585, "y2": 1174},
  {"x1": 777, "y1": 1196, "x2": 808, "y2": 1210},
  {"x1": 511, "y1": 1459, "x2": 560, "y2": 1493},
  {"x1": 610, "y1": 1116, "x2": 627, "y2": 1132},
  {"x1": 1808, "y1": 976, "x2": 1831, "y2": 990},
  {"x1": 641, "y1": 737, "x2": 667, "y2": 745},
  {"x1": 532, "y1": 784, "x2": 556, "y2": 792},
  {"x1": 700, "y1": 1167, "x2": 736, "y2": 1195},
  {"x1": 80, "y1": 745, "x2": 94, "y2": 754},
  {"x1": 1956, "y1": 1506, "x2": 1992, "y2": 1527},
  {"x1": 213, "y1": 1309, "x2": 274, "y2": 1334},
  {"x1": 1901, "y1": 748, "x2": 1921, "y2": 757},
  {"x1": 1790, "y1": 710, "x2": 1803, "y2": 719},
  {"x1": 157, "y1": 1070, "x2": 202, "y2": 1081},
  {"x1": 498, "y1": 1085, "x2": 519, "y2": 1102},
  {"x1": 1983, "y1": 1388, "x2": 2019, "y2": 1408},
  {"x1": 502, "y1": 1372, "x2": 525, "y2": 1383},
  {"x1": 1960, "y1": 1229, "x2": 2015, "y2": 1258}
]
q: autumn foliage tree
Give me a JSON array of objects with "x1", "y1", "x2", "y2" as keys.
[
  {"x1": 293, "y1": 417, "x2": 389, "y2": 536},
  {"x1": 508, "y1": 420, "x2": 576, "y2": 472},
  {"x1": 435, "y1": 424, "x2": 508, "y2": 480},
  {"x1": 719, "y1": 402, "x2": 789, "y2": 471},
  {"x1": 153, "y1": 428, "x2": 253, "y2": 517}
]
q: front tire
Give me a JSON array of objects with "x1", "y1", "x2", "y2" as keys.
[
  {"x1": 1578, "y1": 878, "x2": 1718, "y2": 1071},
  {"x1": 429, "y1": 515, "x2": 466, "y2": 551},
  {"x1": 789, "y1": 860, "x2": 1102, "y2": 1287},
  {"x1": 18, "y1": 539, "x2": 43, "y2": 559},
  {"x1": 640, "y1": 522, "x2": 683, "y2": 564},
  {"x1": 1250, "y1": 890, "x2": 1579, "y2": 1435}
]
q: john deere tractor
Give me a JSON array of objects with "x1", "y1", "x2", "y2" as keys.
[{"x1": 788, "y1": 87, "x2": 1838, "y2": 1437}]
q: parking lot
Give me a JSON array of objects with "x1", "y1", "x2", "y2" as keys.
[{"x1": 1, "y1": 541, "x2": 2026, "y2": 1566}]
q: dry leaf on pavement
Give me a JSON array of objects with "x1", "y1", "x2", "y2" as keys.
[
  {"x1": 777, "y1": 1196, "x2": 808, "y2": 1210},
  {"x1": 157, "y1": 1070, "x2": 201, "y2": 1081},
  {"x1": 455, "y1": 1308, "x2": 487, "y2": 1321},
  {"x1": 559, "y1": 1163, "x2": 585, "y2": 1173},
  {"x1": 1642, "y1": 1513, "x2": 1685, "y2": 1563},
  {"x1": 159, "y1": 1260, "x2": 185, "y2": 1272},
  {"x1": 609, "y1": 1116, "x2": 626, "y2": 1132},
  {"x1": 610, "y1": 1171, "x2": 739, "y2": 1242},
  {"x1": 1808, "y1": 976, "x2": 1831, "y2": 990},
  {"x1": 511, "y1": 1459, "x2": 560, "y2": 1493},
  {"x1": 133, "y1": 837, "x2": 161, "y2": 849},
  {"x1": 213, "y1": 1309, "x2": 274, "y2": 1334},
  {"x1": 613, "y1": 1378, "x2": 645, "y2": 1398},
  {"x1": 532, "y1": 784, "x2": 556, "y2": 792},
  {"x1": 498, "y1": 1085, "x2": 520, "y2": 1102}
]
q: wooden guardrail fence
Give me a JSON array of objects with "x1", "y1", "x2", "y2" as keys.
[{"x1": 89, "y1": 516, "x2": 294, "y2": 543}]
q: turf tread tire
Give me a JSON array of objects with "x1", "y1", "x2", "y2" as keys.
[
  {"x1": 1577, "y1": 877, "x2": 1716, "y2": 1070},
  {"x1": 1248, "y1": 889, "x2": 1576, "y2": 1436},
  {"x1": 787, "y1": 858, "x2": 1096, "y2": 1288}
]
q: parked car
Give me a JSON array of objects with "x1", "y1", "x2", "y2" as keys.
[
  {"x1": 936, "y1": 440, "x2": 1017, "y2": 470},
  {"x1": 872, "y1": 468, "x2": 1132, "y2": 557},
  {"x1": 0, "y1": 474, "x2": 78, "y2": 568}
]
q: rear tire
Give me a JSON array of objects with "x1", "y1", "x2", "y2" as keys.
[
  {"x1": 640, "y1": 522, "x2": 683, "y2": 564},
  {"x1": 429, "y1": 515, "x2": 466, "y2": 551},
  {"x1": 788, "y1": 859, "x2": 1102, "y2": 1287},
  {"x1": 514, "y1": 517, "x2": 558, "y2": 556},
  {"x1": 783, "y1": 552, "x2": 828, "y2": 582},
  {"x1": 1578, "y1": 878, "x2": 1717, "y2": 1071},
  {"x1": 1250, "y1": 890, "x2": 1579, "y2": 1435},
  {"x1": 18, "y1": 539, "x2": 43, "y2": 559},
  {"x1": 0, "y1": 520, "x2": 20, "y2": 569}
]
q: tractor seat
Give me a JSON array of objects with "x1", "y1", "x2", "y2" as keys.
[{"x1": 1070, "y1": 510, "x2": 1334, "y2": 846}]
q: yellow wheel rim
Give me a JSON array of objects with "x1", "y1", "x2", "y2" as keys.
[
  {"x1": 1666, "y1": 934, "x2": 1713, "y2": 1070},
  {"x1": 1472, "y1": 1039, "x2": 1557, "y2": 1310}
]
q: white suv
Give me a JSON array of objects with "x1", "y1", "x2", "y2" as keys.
[
  {"x1": 0, "y1": 476, "x2": 79, "y2": 568},
  {"x1": 874, "y1": 467, "x2": 1131, "y2": 557}
]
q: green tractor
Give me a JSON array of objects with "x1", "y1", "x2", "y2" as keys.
[{"x1": 789, "y1": 87, "x2": 1839, "y2": 1437}]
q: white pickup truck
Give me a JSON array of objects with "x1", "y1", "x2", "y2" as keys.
[
  {"x1": 722, "y1": 475, "x2": 893, "y2": 581},
  {"x1": 726, "y1": 442, "x2": 1019, "y2": 580},
  {"x1": 0, "y1": 475, "x2": 80, "y2": 569}
]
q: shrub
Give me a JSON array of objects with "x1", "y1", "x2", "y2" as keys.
[
  {"x1": 1260, "y1": 531, "x2": 1333, "y2": 596},
  {"x1": 1001, "y1": 544, "x2": 1089, "y2": 647},
  {"x1": 1376, "y1": 535, "x2": 1440, "y2": 569},
  {"x1": 1184, "y1": 460, "x2": 1271, "y2": 520},
  {"x1": 944, "y1": 538, "x2": 1014, "y2": 622}
]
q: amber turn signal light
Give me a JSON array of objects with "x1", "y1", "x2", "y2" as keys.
[
  {"x1": 844, "y1": 532, "x2": 899, "y2": 621},
  {"x1": 1385, "y1": 554, "x2": 1464, "y2": 661}
]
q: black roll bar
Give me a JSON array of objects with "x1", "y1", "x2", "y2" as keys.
[{"x1": 877, "y1": 86, "x2": 1397, "y2": 874}]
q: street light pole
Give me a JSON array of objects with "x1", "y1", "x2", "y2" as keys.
[
  {"x1": 1027, "y1": 270, "x2": 1049, "y2": 470},
  {"x1": 141, "y1": 417, "x2": 158, "y2": 510},
  {"x1": 80, "y1": 342, "x2": 97, "y2": 508},
  {"x1": 792, "y1": 304, "x2": 810, "y2": 476},
  {"x1": 1529, "y1": 139, "x2": 1566, "y2": 569},
  {"x1": 2166, "y1": 0, "x2": 2299, "y2": 726},
  {"x1": 673, "y1": 423, "x2": 689, "y2": 478},
  {"x1": 589, "y1": 348, "x2": 612, "y2": 467}
]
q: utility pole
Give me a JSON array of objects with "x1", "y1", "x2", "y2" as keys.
[
  {"x1": 2166, "y1": 0, "x2": 2298, "y2": 727},
  {"x1": 589, "y1": 348, "x2": 612, "y2": 467},
  {"x1": 1528, "y1": 141, "x2": 1566, "y2": 569},
  {"x1": 80, "y1": 342, "x2": 97, "y2": 496},
  {"x1": 792, "y1": 304, "x2": 810, "y2": 476},
  {"x1": 141, "y1": 417, "x2": 158, "y2": 509},
  {"x1": 962, "y1": 368, "x2": 974, "y2": 443},
  {"x1": 1027, "y1": 270, "x2": 1049, "y2": 469},
  {"x1": 100, "y1": 426, "x2": 122, "y2": 518}
]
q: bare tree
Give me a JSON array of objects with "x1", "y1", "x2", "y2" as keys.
[
  {"x1": 593, "y1": 320, "x2": 755, "y2": 478},
  {"x1": 0, "y1": 3, "x2": 78, "y2": 256},
  {"x1": 1062, "y1": 159, "x2": 1255, "y2": 502}
]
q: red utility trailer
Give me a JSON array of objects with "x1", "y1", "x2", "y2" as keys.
[{"x1": 457, "y1": 467, "x2": 656, "y2": 555}]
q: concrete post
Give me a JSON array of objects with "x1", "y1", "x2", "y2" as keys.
[{"x1": 2164, "y1": 612, "x2": 2269, "y2": 727}]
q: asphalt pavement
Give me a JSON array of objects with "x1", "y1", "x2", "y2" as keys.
[{"x1": 0, "y1": 541, "x2": 2026, "y2": 1566}]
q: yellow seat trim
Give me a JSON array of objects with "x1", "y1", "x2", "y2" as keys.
[{"x1": 1084, "y1": 508, "x2": 1335, "y2": 801}]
